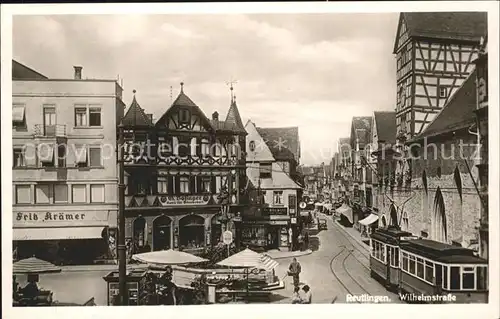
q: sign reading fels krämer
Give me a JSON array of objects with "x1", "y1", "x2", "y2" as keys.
[
  {"x1": 13, "y1": 211, "x2": 112, "y2": 227},
  {"x1": 159, "y1": 195, "x2": 212, "y2": 206}
]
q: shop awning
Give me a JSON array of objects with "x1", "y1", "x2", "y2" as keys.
[
  {"x1": 14, "y1": 227, "x2": 105, "y2": 241},
  {"x1": 358, "y1": 213, "x2": 379, "y2": 226},
  {"x1": 336, "y1": 204, "x2": 353, "y2": 223}
]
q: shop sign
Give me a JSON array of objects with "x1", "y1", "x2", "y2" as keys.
[
  {"x1": 222, "y1": 231, "x2": 233, "y2": 245},
  {"x1": 291, "y1": 218, "x2": 297, "y2": 224},
  {"x1": 159, "y1": 195, "x2": 212, "y2": 206},
  {"x1": 268, "y1": 220, "x2": 289, "y2": 226},
  {"x1": 263, "y1": 207, "x2": 288, "y2": 216},
  {"x1": 14, "y1": 211, "x2": 110, "y2": 227}
]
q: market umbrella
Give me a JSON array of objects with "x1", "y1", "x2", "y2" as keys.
[
  {"x1": 13, "y1": 256, "x2": 61, "y2": 274},
  {"x1": 216, "y1": 248, "x2": 279, "y2": 270},
  {"x1": 131, "y1": 249, "x2": 208, "y2": 265}
]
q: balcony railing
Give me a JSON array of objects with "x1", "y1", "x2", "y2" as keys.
[{"x1": 34, "y1": 124, "x2": 66, "y2": 138}]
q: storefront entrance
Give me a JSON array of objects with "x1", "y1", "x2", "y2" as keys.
[
  {"x1": 179, "y1": 215, "x2": 205, "y2": 250},
  {"x1": 211, "y1": 214, "x2": 222, "y2": 246},
  {"x1": 152, "y1": 215, "x2": 172, "y2": 251}
]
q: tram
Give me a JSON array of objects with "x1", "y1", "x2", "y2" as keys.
[
  {"x1": 369, "y1": 226, "x2": 415, "y2": 289},
  {"x1": 369, "y1": 227, "x2": 489, "y2": 303}
]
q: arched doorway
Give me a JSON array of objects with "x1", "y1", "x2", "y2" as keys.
[
  {"x1": 433, "y1": 187, "x2": 447, "y2": 243},
  {"x1": 153, "y1": 215, "x2": 172, "y2": 251},
  {"x1": 211, "y1": 214, "x2": 222, "y2": 246},
  {"x1": 381, "y1": 215, "x2": 387, "y2": 228},
  {"x1": 133, "y1": 217, "x2": 146, "y2": 251},
  {"x1": 179, "y1": 215, "x2": 205, "y2": 250},
  {"x1": 390, "y1": 204, "x2": 398, "y2": 226}
]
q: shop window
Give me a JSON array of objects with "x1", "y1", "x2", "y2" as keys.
[
  {"x1": 450, "y1": 266, "x2": 460, "y2": 290},
  {"x1": 54, "y1": 184, "x2": 68, "y2": 203},
  {"x1": 179, "y1": 176, "x2": 190, "y2": 194},
  {"x1": 35, "y1": 185, "x2": 51, "y2": 204},
  {"x1": 90, "y1": 184, "x2": 105, "y2": 203},
  {"x1": 273, "y1": 191, "x2": 284, "y2": 205},
  {"x1": 16, "y1": 185, "x2": 31, "y2": 204},
  {"x1": 462, "y1": 267, "x2": 475, "y2": 290},
  {"x1": 13, "y1": 147, "x2": 26, "y2": 168},
  {"x1": 259, "y1": 163, "x2": 272, "y2": 179},
  {"x1": 72, "y1": 184, "x2": 87, "y2": 203},
  {"x1": 89, "y1": 147, "x2": 102, "y2": 167}
]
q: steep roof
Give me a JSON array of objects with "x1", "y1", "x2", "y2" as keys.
[
  {"x1": 411, "y1": 70, "x2": 477, "y2": 142},
  {"x1": 373, "y1": 111, "x2": 397, "y2": 144},
  {"x1": 256, "y1": 126, "x2": 300, "y2": 162},
  {"x1": 224, "y1": 99, "x2": 246, "y2": 133},
  {"x1": 122, "y1": 94, "x2": 154, "y2": 127},
  {"x1": 351, "y1": 116, "x2": 372, "y2": 146},
  {"x1": 12, "y1": 60, "x2": 48, "y2": 80},
  {"x1": 394, "y1": 12, "x2": 487, "y2": 53}
]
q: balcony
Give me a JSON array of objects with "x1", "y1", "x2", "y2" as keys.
[{"x1": 34, "y1": 124, "x2": 67, "y2": 138}]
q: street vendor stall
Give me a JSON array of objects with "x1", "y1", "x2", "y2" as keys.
[{"x1": 13, "y1": 256, "x2": 61, "y2": 306}]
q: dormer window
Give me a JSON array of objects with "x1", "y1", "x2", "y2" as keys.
[
  {"x1": 439, "y1": 86, "x2": 448, "y2": 98},
  {"x1": 179, "y1": 108, "x2": 190, "y2": 124}
]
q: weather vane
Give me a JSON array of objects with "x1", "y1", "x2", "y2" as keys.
[{"x1": 225, "y1": 78, "x2": 238, "y2": 103}]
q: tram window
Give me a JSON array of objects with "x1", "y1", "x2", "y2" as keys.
[
  {"x1": 409, "y1": 255, "x2": 416, "y2": 274},
  {"x1": 462, "y1": 267, "x2": 475, "y2": 290},
  {"x1": 394, "y1": 248, "x2": 399, "y2": 267},
  {"x1": 416, "y1": 258, "x2": 424, "y2": 279},
  {"x1": 402, "y1": 252, "x2": 408, "y2": 271},
  {"x1": 450, "y1": 266, "x2": 460, "y2": 290},
  {"x1": 380, "y1": 244, "x2": 385, "y2": 262},
  {"x1": 443, "y1": 266, "x2": 448, "y2": 289},
  {"x1": 425, "y1": 261, "x2": 434, "y2": 282},
  {"x1": 476, "y1": 266, "x2": 488, "y2": 290}
]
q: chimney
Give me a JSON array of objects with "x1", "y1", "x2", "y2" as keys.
[
  {"x1": 74, "y1": 66, "x2": 82, "y2": 80},
  {"x1": 212, "y1": 111, "x2": 219, "y2": 121}
]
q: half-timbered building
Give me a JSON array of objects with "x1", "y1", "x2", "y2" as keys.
[{"x1": 122, "y1": 84, "x2": 247, "y2": 256}]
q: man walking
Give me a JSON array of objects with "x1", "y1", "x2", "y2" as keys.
[{"x1": 288, "y1": 257, "x2": 302, "y2": 287}]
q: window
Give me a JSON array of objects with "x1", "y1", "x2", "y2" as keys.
[
  {"x1": 177, "y1": 136, "x2": 191, "y2": 157},
  {"x1": 462, "y1": 267, "x2": 475, "y2": 290},
  {"x1": 35, "y1": 185, "x2": 51, "y2": 204},
  {"x1": 416, "y1": 257, "x2": 425, "y2": 279},
  {"x1": 402, "y1": 252, "x2": 409, "y2": 271},
  {"x1": 201, "y1": 139, "x2": 210, "y2": 157},
  {"x1": 89, "y1": 147, "x2": 102, "y2": 167},
  {"x1": 259, "y1": 163, "x2": 272, "y2": 179},
  {"x1": 450, "y1": 266, "x2": 460, "y2": 290},
  {"x1": 13, "y1": 148, "x2": 26, "y2": 168},
  {"x1": 54, "y1": 184, "x2": 68, "y2": 203},
  {"x1": 201, "y1": 177, "x2": 211, "y2": 193},
  {"x1": 13, "y1": 104, "x2": 26, "y2": 127},
  {"x1": 89, "y1": 107, "x2": 101, "y2": 126},
  {"x1": 16, "y1": 185, "x2": 31, "y2": 204},
  {"x1": 273, "y1": 191, "x2": 284, "y2": 205},
  {"x1": 157, "y1": 176, "x2": 168, "y2": 194},
  {"x1": 409, "y1": 255, "x2": 416, "y2": 274},
  {"x1": 72, "y1": 184, "x2": 87, "y2": 203},
  {"x1": 90, "y1": 184, "x2": 105, "y2": 203},
  {"x1": 443, "y1": 266, "x2": 448, "y2": 289},
  {"x1": 57, "y1": 144, "x2": 66, "y2": 168},
  {"x1": 249, "y1": 141, "x2": 256, "y2": 152},
  {"x1": 425, "y1": 260, "x2": 434, "y2": 283},
  {"x1": 43, "y1": 106, "x2": 56, "y2": 136},
  {"x1": 75, "y1": 145, "x2": 88, "y2": 167},
  {"x1": 39, "y1": 144, "x2": 55, "y2": 167},
  {"x1": 476, "y1": 266, "x2": 488, "y2": 290},
  {"x1": 179, "y1": 176, "x2": 190, "y2": 194},
  {"x1": 179, "y1": 109, "x2": 190, "y2": 124},
  {"x1": 75, "y1": 107, "x2": 87, "y2": 126},
  {"x1": 439, "y1": 86, "x2": 448, "y2": 98}
]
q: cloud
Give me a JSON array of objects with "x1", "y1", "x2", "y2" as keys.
[{"x1": 13, "y1": 13, "x2": 399, "y2": 165}]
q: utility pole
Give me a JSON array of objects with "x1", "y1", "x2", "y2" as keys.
[{"x1": 117, "y1": 123, "x2": 128, "y2": 305}]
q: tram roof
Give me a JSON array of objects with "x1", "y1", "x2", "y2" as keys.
[
  {"x1": 401, "y1": 239, "x2": 486, "y2": 264},
  {"x1": 372, "y1": 227, "x2": 413, "y2": 240}
]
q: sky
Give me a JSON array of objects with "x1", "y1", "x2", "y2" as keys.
[{"x1": 13, "y1": 13, "x2": 399, "y2": 165}]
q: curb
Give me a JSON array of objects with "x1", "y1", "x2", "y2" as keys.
[{"x1": 332, "y1": 220, "x2": 370, "y2": 254}]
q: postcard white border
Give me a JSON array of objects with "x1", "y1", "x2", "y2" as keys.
[{"x1": 2, "y1": 2, "x2": 499, "y2": 319}]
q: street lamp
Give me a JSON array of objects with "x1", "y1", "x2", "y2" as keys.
[{"x1": 117, "y1": 123, "x2": 127, "y2": 305}]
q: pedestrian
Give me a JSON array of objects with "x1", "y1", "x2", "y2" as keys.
[
  {"x1": 291, "y1": 286, "x2": 302, "y2": 304},
  {"x1": 288, "y1": 257, "x2": 302, "y2": 287},
  {"x1": 297, "y1": 234, "x2": 304, "y2": 251},
  {"x1": 301, "y1": 285, "x2": 312, "y2": 304},
  {"x1": 304, "y1": 232, "x2": 309, "y2": 251}
]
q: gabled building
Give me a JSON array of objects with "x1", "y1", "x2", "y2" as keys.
[
  {"x1": 244, "y1": 121, "x2": 302, "y2": 251},
  {"x1": 349, "y1": 116, "x2": 372, "y2": 206},
  {"x1": 397, "y1": 71, "x2": 481, "y2": 250},
  {"x1": 122, "y1": 84, "x2": 247, "y2": 255}
]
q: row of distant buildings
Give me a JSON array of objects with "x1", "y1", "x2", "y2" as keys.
[
  {"x1": 12, "y1": 61, "x2": 304, "y2": 264},
  {"x1": 328, "y1": 12, "x2": 489, "y2": 260}
]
